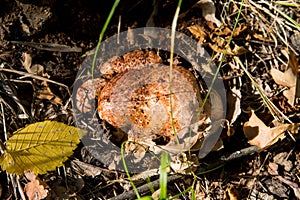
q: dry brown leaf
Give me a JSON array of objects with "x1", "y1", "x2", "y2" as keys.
[
  {"x1": 22, "y1": 53, "x2": 45, "y2": 76},
  {"x1": 224, "y1": 185, "x2": 239, "y2": 200},
  {"x1": 187, "y1": 25, "x2": 208, "y2": 42},
  {"x1": 214, "y1": 26, "x2": 232, "y2": 36},
  {"x1": 226, "y1": 84, "x2": 241, "y2": 127},
  {"x1": 37, "y1": 81, "x2": 63, "y2": 105},
  {"x1": 209, "y1": 43, "x2": 247, "y2": 56},
  {"x1": 243, "y1": 110, "x2": 290, "y2": 150},
  {"x1": 233, "y1": 24, "x2": 247, "y2": 37},
  {"x1": 21, "y1": 52, "x2": 63, "y2": 105},
  {"x1": 231, "y1": 45, "x2": 248, "y2": 55},
  {"x1": 270, "y1": 68, "x2": 296, "y2": 87},
  {"x1": 24, "y1": 170, "x2": 36, "y2": 181},
  {"x1": 21, "y1": 53, "x2": 32, "y2": 72},
  {"x1": 270, "y1": 53, "x2": 298, "y2": 106},
  {"x1": 288, "y1": 51, "x2": 299, "y2": 74},
  {"x1": 288, "y1": 51, "x2": 300, "y2": 101},
  {"x1": 24, "y1": 171, "x2": 48, "y2": 200},
  {"x1": 252, "y1": 33, "x2": 274, "y2": 43},
  {"x1": 24, "y1": 180, "x2": 48, "y2": 200},
  {"x1": 273, "y1": 152, "x2": 293, "y2": 171},
  {"x1": 283, "y1": 86, "x2": 296, "y2": 106},
  {"x1": 267, "y1": 162, "x2": 279, "y2": 176},
  {"x1": 71, "y1": 159, "x2": 102, "y2": 177},
  {"x1": 271, "y1": 67, "x2": 297, "y2": 106}
]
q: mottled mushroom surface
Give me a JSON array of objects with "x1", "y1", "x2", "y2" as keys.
[{"x1": 77, "y1": 50, "x2": 208, "y2": 152}]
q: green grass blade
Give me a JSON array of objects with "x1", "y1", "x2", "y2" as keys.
[
  {"x1": 91, "y1": 0, "x2": 120, "y2": 78},
  {"x1": 169, "y1": 186, "x2": 193, "y2": 199},
  {"x1": 121, "y1": 142, "x2": 141, "y2": 199},
  {"x1": 169, "y1": 0, "x2": 182, "y2": 143},
  {"x1": 159, "y1": 152, "x2": 169, "y2": 200}
]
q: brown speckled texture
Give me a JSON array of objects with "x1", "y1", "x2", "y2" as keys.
[{"x1": 98, "y1": 50, "x2": 203, "y2": 146}]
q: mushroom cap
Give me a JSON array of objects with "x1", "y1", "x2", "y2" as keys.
[{"x1": 98, "y1": 64, "x2": 204, "y2": 145}]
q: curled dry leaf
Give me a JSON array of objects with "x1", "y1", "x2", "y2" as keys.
[
  {"x1": 209, "y1": 43, "x2": 247, "y2": 56},
  {"x1": 270, "y1": 52, "x2": 298, "y2": 106},
  {"x1": 37, "y1": 81, "x2": 63, "y2": 105},
  {"x1": 21, "y1": 52, "x2": 63, "y2": 105},
  {"x1": 243, "y1": 110, "x2": 299, "y2": 151},
  {"x1": 187, "y1": 25, "x2": 208, "y2": 43},
  {"x1": 270, "y1": 68, "x2": 296, "y2": 88},
  {"x1": 24, "y1": 171, "x2": 48, "y2": 200},
  {"x1": 224, "y1": 185, "x2": 239, "y2": 200},
  {"x1": 71, "y1": 159, "x2": 102, "y2": 177},
  {"x1": 21, "y1": 53, "x2": 33, "y2": 73},
  {"x1": 24, "y1": 179, "x2": 48, "y2": 200}
]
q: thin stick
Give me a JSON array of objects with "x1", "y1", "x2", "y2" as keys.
[
  {"x1": 0, "y1": 68, "x2": 71, "y2": 96},
  {"x1": 108, "y1": 175, "x2": 181, "y2": 200},
  {"x1": 0, "y1": 102, "x2": 7, "y2": 143},
  {"x1": 10, "y1": 41, "x2": 82, "y2": 52}
]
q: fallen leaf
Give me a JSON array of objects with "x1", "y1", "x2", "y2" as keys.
[
  {"x1": 24, "y1": 179, "x2": 48, "y2": 200},
  {"x1": 288, "y1": 51, "x2": 299, "y2": 75},
  {"x1": 226, "y1": 82, "x2": 241, "y2": 126},
  {"x1": 21, "y1": 52, "x2": 63, "y2": 105},
  {"x1": 36, "y1": 81, "x2": 63, "y2": 105},
  {"x1": 209, "y1": 43, "x2": 247, "y2": 56},
  {"x1": 233, "y1": 24, "x2": 247, "y2": 37},
  {"x1": 224, "y1": 185, "x2": 239, "y2": 200},
  {"x1": 71, "y1": 159, "x2": 102, "y2": 177},
  {"x1": 24, "y1": 171, "x2": 48, "y2": 200},
  {"x1": 231, "y1": 44, "x2": 248, "y2": 55},
  {"x1": 273, "y1": 152, "x2": 293, "y2": 171},
  {"x1": 252, "y1": 33, "x2": 274, "y2": 43},
  {"x1": 214, "y1": 25, "x2": 232, "y2": 36},
  {"x1": 0, "y1": 121, "x2": 87, "y2": 174},
  {"x1": 267, "y1": 162, "x2": 278, "y2": 176},
  {"x1": 288, "y1": 51, "x2": 300, "y2": 101},
  {"x1": 243, "y1": 110, "x2": 298, "y2": 150},
  {"x1": 187, "y1": 25, "x2": 208, "y2": 42},
  {"x1": 24, "y1": 170, "x2": 37, "y2": 181},
  {"x1": 283, "y1": 86, "x2": 296, "y2": 106},
  {"x1": 270, "y1": 54, "x2": 298, "y2": 106},
  {"x1": 270, "y1": 68, "x2": 296, "y2": 87},
  {"x1": 21, "y1": 53, "x2": 33, "y2": 73}
]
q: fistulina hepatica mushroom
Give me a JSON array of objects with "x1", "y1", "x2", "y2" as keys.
[{"x1": 76, "y1": 50, "x2": 210, "y2": 154}]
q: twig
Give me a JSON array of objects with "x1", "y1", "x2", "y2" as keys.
[
  {"x1": 197, "y1": 146, "x2": 259, "y2": 175},
  {"x1": 0, "y1": 68, "x2": 71, "y2": 96},
  {"x1": 0, "y1": 72, "x2": 29, "y2": 119},
  {"x1": 0, "y1": 101, "x2": 7, "y2": 142},
  {"x1": 108, "y1": 174, "x2": 181, "y2": 200},
  {"x1": 10, "y1": 41, "x2": 82, "y2": 53},
  {"x1": 16, "y1": 175, "x2": 26, "y2": 200}
]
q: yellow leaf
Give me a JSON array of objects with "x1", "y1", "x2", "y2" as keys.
[{"x1": 0, "y1": 121, "x2": 86, "y2": 175}]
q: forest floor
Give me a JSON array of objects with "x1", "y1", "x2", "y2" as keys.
[{"x1": 0, "y1": 0, "x2": 299, "y2": 199}]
